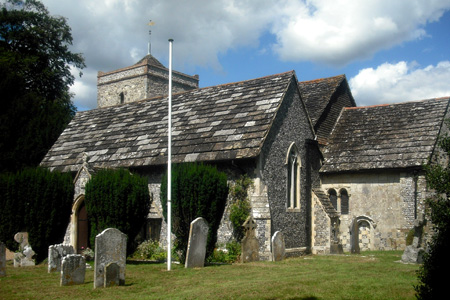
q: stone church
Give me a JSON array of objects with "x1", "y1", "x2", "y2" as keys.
[{"x1": 40, "y1": 54, "x2": 450, "y2": 259}]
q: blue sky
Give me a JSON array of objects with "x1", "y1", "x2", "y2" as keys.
[{"x1": 39, "y1": 0, "x2": 450, "y2": 111}]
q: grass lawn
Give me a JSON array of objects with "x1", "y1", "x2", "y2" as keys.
[{"x1": 0, "y1": 251, "x2": 419, "y2": 300}]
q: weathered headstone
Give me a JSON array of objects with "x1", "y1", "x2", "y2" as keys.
[
  {"x1": 104, "y1": 262, "x2": 120, "y2": 287},
  {"x1": 60, "y1": 254, "x2": 86, "y2": 286},
  {"x1": 94, "y1": 228, "x2": 127, "y2": 289},
  {"x1": 48, "y1": 244, "x2": 75, "y2": 273},
  {"x1": 330, "y1": 217, "x2": 344, "y2": 254},
  {"x1": 402, "y1": 214, "x2": 427, "y2": 263},
  {"x1": 241, "y1": 216, "x2": 259, "y2": 263},
  {"x1": 271, "y1": 231, "x2": 285, "y2": 261},
  {"x1": 0, "y1": 242, "x2": 6, "y2": 277},
  {"x1": 350, "y1": 219, "x2": 360, "y2": 254},
  {"x1": 13, "y1": 232, "x2": 35, "y2": 267},
  {"x1": 185, "y1": 217, "x2": 209, "y2": 268}
]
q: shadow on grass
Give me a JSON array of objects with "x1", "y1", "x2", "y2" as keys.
[{"x1": 266, "y1": 297, "x2": 318, "y2": 300}]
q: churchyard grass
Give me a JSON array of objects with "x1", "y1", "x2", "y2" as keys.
[{"x1": 0, "y1": 251, "x2": 418, "y2": 299}]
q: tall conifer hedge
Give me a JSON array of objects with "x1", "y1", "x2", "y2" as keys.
[
  {"x1": 161, "y1": 163, "x2": 228, "y2": 263},
  {"x1": 84, "y1": 169, "x2": 151, "y2": 255},
  {"x1": 0, "y1": 167, "x2": 73, "y2": 262}
]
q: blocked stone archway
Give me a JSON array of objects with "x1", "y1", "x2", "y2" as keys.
[{"x1": 350, "y1": 216, "x2": 377, "y2": 254}]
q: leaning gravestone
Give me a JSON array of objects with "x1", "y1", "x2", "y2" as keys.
[
  {"x1": 48, "y1": 244, "x2": 74, "y2": 273},
  {"x1": 13, "y1": 232, "x2": 35, "y2": 267},
  {"x1": 350, "y1": 219, "x2": 360, "y2": 254},
  {"x1": 94, "y1": 228, "x2": 127, "y2": 288},
  {"x1": 271, "y1": 231, "x2": 285, "y2": 261},
  {"x1": 60, "y1": 254, "x2": 86, "y2": 286},
  {"x1": 185, "y1": 217, "x2": 209, "y2": 268},
  {"x1": 241, "y1": 216, "x2": 259, "y2": 263},
  {"x1": 0, "y1": 242, "x2": 6, "y2": 277},
  {"x1": 104, "y1": 262, "x2": 120, "y2": 287},
  {"x1": 402, "y1": 213, "x2": 427, "y2": 264}
]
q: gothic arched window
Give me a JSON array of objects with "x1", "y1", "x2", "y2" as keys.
[{"x1": 286, "y1": 143, "x2": 301, "y2": 210}]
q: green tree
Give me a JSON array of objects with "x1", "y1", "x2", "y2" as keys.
[
  {"x1": 415, "y1": 120, "x2": 450, "y2": 299},
  {"x1": 161, "y1": 163, "x2": 228, "y2": 263},
  {"x1": 0, "y1": 167, "x2": 73, "y2": 262},
  {"x1": 0, "y1": 0, "x2": 85, "y2": 172},
  {"x1": 84, "y1": 169, "x2": 151, "y2": 255}
]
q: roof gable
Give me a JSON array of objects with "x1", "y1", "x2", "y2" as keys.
[
  {"x1": 321, "y1": 97, "x2": 450, "y2": 173},
  {"x1": 41, "y1": 71, "x2": 296, "y2": 172}
]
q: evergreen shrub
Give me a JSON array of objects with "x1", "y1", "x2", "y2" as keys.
[
  {"x1": 415, "y1": 121, "x2": 450, "y2": 299},
  {"x1": 0, "y1": 167, "x2": 73, "y2": 262},
  {"x1": 84, "y1": 168, "x2": 151, "y2": 255},
  {"x1": 160, "y1": 163, "x2": 228, "y2": 263}
]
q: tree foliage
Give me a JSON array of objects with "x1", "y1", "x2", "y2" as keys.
[
  {"x1": 229, "y1": 174, "x2": 252, "y2": 242},
  {"x1": 0, "y1": 167, "x2": 73, "y2": 262},
  {"x1": 161, "y1": 163, "x2": 228, "y2": 263},
  {"x1": 0, "y1": 0, "x2": 85, "y2": 172},
  {"x1": 84, "y1": 169, "x2": 151, "y2": 255},
  {"x1": 415, "y1": 121, "x2": 450, "y2": 299}
]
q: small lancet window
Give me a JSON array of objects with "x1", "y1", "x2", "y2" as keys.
[
  {"x1": 286, "y1": 143, "x2": 301, "y2": 210},
  {"x1": 328, "y1": 188, "x2": 338, "y2": 211},
  {"x1": 119, "y1": 92, "x2": 125, "y2": 104},
  {"x1": 340, "y1": 188, "x2": 349, "y2": 215}
]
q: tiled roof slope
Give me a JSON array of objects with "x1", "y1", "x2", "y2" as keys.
[
  {"x1": 321, "y1": 97, "x2": 450, "y2": 173},
  {"x1": 41, "y1": 71, "x2": 296, "y2": 172},
  {"x1": 299, "y1": 75, "x2": 356, "y2": 145},
  {"x1": 313, "y1": 189, "x2": 339, "y2": 218},
  {"x1": 299, "y1": 75, "x2": 347, "y2": 124}
]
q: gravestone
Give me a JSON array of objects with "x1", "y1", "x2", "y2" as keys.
[
  {"x1": 402, "y1": 213, "x2": 427, "y2": 263},
  {"x1": 350, "y1": 219, "x2": 360, "y2": 254},
  {"x1": 330, "y1": 217, "x2": 344, "y2": 254},
  {"x1": 185, "y1": 217, "x2": 209, "y2": 268},
  {"x1": 48, "y1": 244, "x2": 75, "y2": 273},
  {"x1": 104, "y1": 262, "x2": 120, "y2": 287},
  {"x1": 0, "y1": 242, "x2": 6, "y2": 277},
  {"x1": 241, "y1": 216, "x2": 259, "y2": 263},
  {"x1": 60, "y1": 254, "x2": 86, "y2": 286},
  {"x1": 271, "y1": 231, "x2": 285, "y2": 261},
  {"x1": 13, "y1": 232, "x2": 35, "y2": 267},
  {"x1": 94, "y1": 228, "x2": 127, "y2": 289}
]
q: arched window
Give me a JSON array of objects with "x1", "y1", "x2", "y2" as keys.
[
  {"x1": 340, "y1": 188, "x2": 349, "y2": 215},
  {"x1": 119, "y1": 92, "x2": 125, "y2": 104},
  {"x1": 286, "y1": 143, "x2": 300, "y2": 210},
  {"x1": 328, "y1": 188, "x2": 338, "y2": 211}
]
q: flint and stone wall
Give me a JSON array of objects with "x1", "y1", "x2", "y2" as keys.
[{"x1": 321, "y1": 170, "x2": 427, "y2": 252}]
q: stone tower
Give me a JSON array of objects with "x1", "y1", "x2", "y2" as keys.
[{"x1": 97, "y1": 54, "x2": 199, "y2": 108}]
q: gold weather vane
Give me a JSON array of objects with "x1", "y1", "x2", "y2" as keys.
[{"x1": 147, "y1": 20, "x2": 155, "y2": 55}]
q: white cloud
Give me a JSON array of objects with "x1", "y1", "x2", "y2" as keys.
[
  {"x1": 272, "y1": 0, "x2": 450, "y2": 65},
  {"x1": 349, "y1": 61, "x2": 450, "y2": 106},
  {"x1": 39, "y1": 0, "x2": 450, "y2": 109}
]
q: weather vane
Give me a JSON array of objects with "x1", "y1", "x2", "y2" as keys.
[{"x1": 147, "y1": 20, "x2": 155, "y2": 55}]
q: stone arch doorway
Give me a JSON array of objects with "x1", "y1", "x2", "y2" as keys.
[
  {"x1": 350, "y1": 216, "x2": 376, "y2": 253},
  {"x1": 77, "y1": 200, "x2": 89, "y2": 253},
  {"x1": 71, "y1": 195, "x2": 90, "y2": 253}
]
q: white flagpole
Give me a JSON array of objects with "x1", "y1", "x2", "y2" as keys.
[{"x1": 167, "y1": 38, "x2": 173, "y2": 271}]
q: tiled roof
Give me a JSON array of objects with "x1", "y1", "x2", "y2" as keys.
[
  {"x1": 41, "y1": 71, "x2": 296, "y2": 172},
  {"x1": 313, "y1": 188, "x2": 339, "y2": 218},
  {"x1": 135, "y1": 54, "x2": 166, "y2": 69},
  {"x1": 321, "y1": 97, "x2": 450, "y2": 173},
  {"x1": 298, "y1": 75, "x2": 347, "y2": 125}
]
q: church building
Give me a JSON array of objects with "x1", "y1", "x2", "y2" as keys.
[{"x1": 40, "y1": 55, "x2": 450, "y2": 258}]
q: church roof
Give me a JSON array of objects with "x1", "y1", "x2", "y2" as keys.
[
  {"x1": 299, "y1": 75, "x2": 352, "y2": 125},
  {"x1": 41, "y1": 71, "x2": 297, "y2": 172},
  {"x1": 135, "y1": 54, "x2": 166, "y2": 69},
  {"x1": 321, "y1": 97, "x2": 450, "y2": 173}
]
